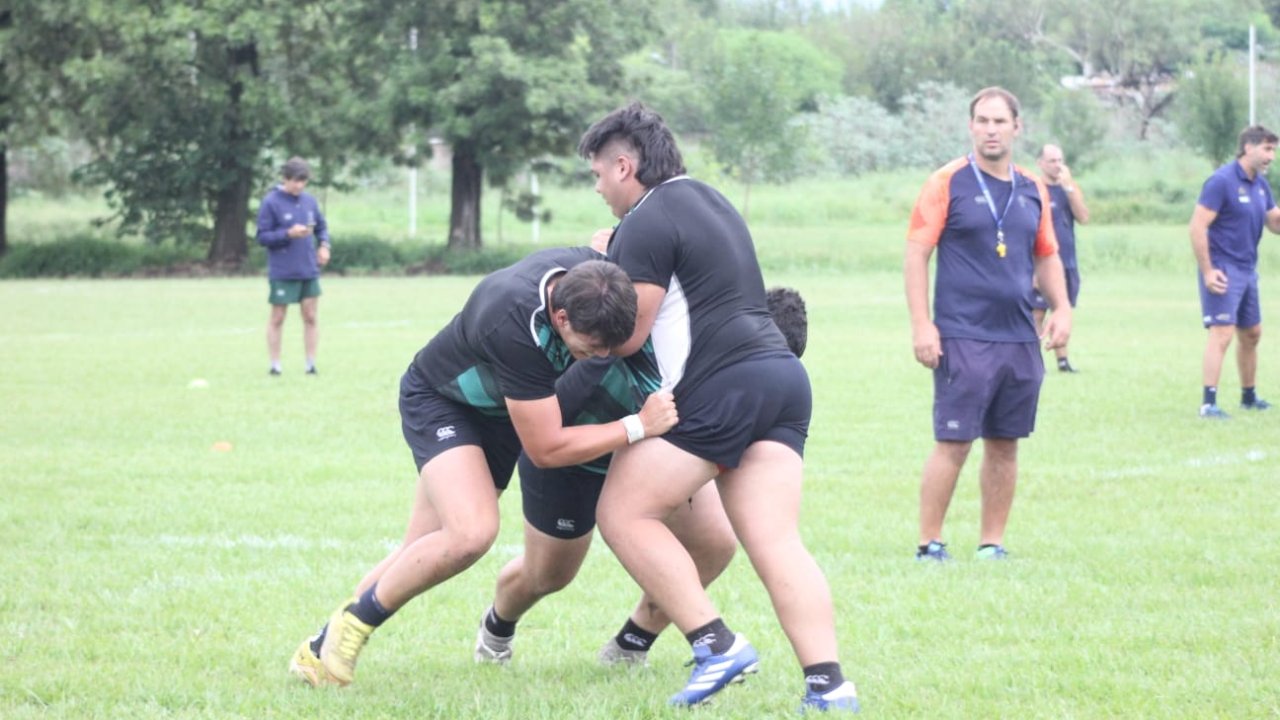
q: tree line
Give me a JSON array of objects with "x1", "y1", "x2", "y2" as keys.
[{"x1": 2, "y1": 0, "x2": 1276, "y2": 261}]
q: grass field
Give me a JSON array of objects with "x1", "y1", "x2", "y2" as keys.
[{"x1": 2, "y1": 255, "x2": 1278, "y2": 718}]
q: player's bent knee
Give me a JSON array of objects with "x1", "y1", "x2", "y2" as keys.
[
  {"x1": 448, "y1": 525, "x2": 499, "y2": 567},
  {"x1": 529, "y1": 567, "x2": 578, "y2": 596}
]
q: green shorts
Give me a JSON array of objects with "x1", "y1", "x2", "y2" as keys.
[{"x1": 268, "y1": 278, "x2": 322, "y2": 305}]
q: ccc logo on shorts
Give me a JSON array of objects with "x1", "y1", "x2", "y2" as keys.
[{"x1": 435, "y1": 425, "x2": 457, "y2": 441}]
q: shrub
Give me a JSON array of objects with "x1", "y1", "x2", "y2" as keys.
[
  {"x1": 426, "y1": 244, "x2": 536, "y2": 275},
  {"x1": 323, "y1": 235, "x2": 416, "y2": 274},
  {"x1": 0, "y1": 235, "x2": 201, "y2": 278}
]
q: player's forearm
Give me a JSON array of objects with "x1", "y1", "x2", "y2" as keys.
[
  {"x1": 521, "y1": 423, "x2": 629, "y2": 469},
  {"x1": 903, "y1": 245, "x2": 933, "y2": 326},
  {"x1": 1066, "y1": 188, "x2": 1089, "y2": 224},
  {"x1": 1189, "y1": 227, "x2": 1214, "y2": 274}
]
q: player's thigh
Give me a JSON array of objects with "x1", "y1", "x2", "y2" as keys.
[
  {"x1": 716, "y1": 440, "x2": 804, "y2": 553},
  {"x1": 300, "y1": 295, "x2": 319, "y2": 323},
  {"x1": 417, "y1": 444, "x2": 501, "y2": 539},
  {"x1": 520, "y1": 520, "x2": 594, "y2": 590},
  {"x1": 665, "y1": 482, "x2": 735, "y2": 565},
  {"x1": 599, "y1": 439, "x2": 717, "y2": 523}
]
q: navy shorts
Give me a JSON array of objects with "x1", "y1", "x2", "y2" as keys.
[
  {"x1": 518, "y1": 454, "x2": 605, "y2": 539},
  {"x1": 398, "y1": 364, "x2": 521, "y2": 489},
  {"x1": 1031, "y1": 267, "x2": 1080, "y2": 310},
  {"x1": 933, "y1": 338, "x2": 1044, "y2": 442},
  {"x1": 1199, "y1": 264, "x2": 1261, "y2": 328},
  {"x1": 665, "y1": 353, "x2": 810, "y2": 469}
]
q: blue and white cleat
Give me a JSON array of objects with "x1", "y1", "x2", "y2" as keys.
[
  {"x1": 668, "y1": 634, "x2": 759, "y2": 707},
  {"x1": 916, "y1": 540, "x2": 951, "y2": 562},
  {"x1": 975, "y1": 544, "x2": 1009, "y2": 560},
  {"x1": 1199, "y1": 403, "x2": 1231, "y2": 419},
  {"x1": 801, "y1": 680, "x2": 860, "y2": 713}
]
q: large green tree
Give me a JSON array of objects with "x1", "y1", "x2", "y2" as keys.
[
  {"x1": 1176, "y1": 53, "x2": 1250, "y2": 167},
  {"x1": 0, "y1": 2, "x2": 98, "y2": 256},
  {"x1": 353, "y1": 0, "x2": 654, "y2": 250},
  {"x1": 692, "y1": 28, "x2": 840, "y2": 215},
  {"x1": 59, "y1": 0, "x2": 373, "y2": 263}
]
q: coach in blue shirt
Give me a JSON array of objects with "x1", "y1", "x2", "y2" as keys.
[
  {"x1": 256, "y1": 157, "x2": 331, "y2": 376},
  {"x1": 1189, "y1": 126, "x2": 1280, "y2": 418},
  {"x1": 905, "y1": 87, "x2": 1071, "y2": 563}
]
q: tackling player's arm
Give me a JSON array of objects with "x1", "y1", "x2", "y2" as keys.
[
  {"x1": 1189, "y1": 204, "x2": 1226, "y2": 294},
  {"x1": 507, "y1": 390, "x2": 676, "y2": 469},
  {"x1": 611, "y1": 282, "x2": 665, "y2": 358}
]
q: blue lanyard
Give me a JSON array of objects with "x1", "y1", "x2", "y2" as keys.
[{"x1": 967, "y1": 154, "x2": 1016, "y2": 244}]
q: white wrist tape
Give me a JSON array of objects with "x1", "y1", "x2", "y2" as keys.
[{"x1": 621, "y1": 414, "x2": 645, "y2": 445}]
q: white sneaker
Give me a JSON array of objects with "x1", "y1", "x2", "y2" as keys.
[
  {"x1": 474, "y1": 624, "x2": 513, "y2": 664},
  {"x1": 598, "y1": 637, "x2": 649, "y2": 667}
]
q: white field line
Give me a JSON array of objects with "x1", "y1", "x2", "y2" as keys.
[{"x1": 1092, "y1": 449, "x2": 1270, "y2": 479}]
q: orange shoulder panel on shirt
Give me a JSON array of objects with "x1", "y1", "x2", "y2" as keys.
[
  {"x1": 907, "y1": 158, "x2": 967, "y2": 247},
  {"x1": 1019, "y1": 168, "x2": 1059, "y2": 257}
]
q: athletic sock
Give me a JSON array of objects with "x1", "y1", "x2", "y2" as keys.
[
  {"x1": 803, "y1": 661, "x2": 845, "y2": 694},
  {"x1": 347, "y1": 583, "x2": 395, "y2": 628},
  {"x1": 308, "y1": 623, "x2": 328, "y2": 657},
  {"x1": 1203, "y1": 386, "x2": 1218, "y2": 407},
  {"x1": 483, "y1": 605, "x2": 517, "y2": 638},
  {"x1": 1057, "y1": 357, "x2": 1070, "y2": 371},
  {"x1": 685, "y1": 618, "x2": 734, "y2": 655},
  {"x1": 305, "y1": 358, "x2": 316, "y2": 371},
  {"x1": 614, "y1": 618, "x2": 658, "y2": 652},
  {"x1": 270, "y1": 361, "x2": 282, "y2": 372},
  {"x1": 977, "y1": 543, "x2": 1000, "y2": 551},
  {"x1": 1243, "y1": 386, "x2": 1258, "y2": 405}
]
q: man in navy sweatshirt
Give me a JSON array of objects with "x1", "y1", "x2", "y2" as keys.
[{"x1": 256, "y1": 157, "x2": 332, "y2": 375}]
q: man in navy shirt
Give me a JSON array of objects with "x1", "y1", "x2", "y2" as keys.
[
  {"x1": 256, "y1": 157, "x2": 331, "y2": 376},
  {"x1": 1032, "y1": 143, "x2": 1090, "y2": 372},
  {"x1": 1189, "y1": 125, "x2": 1280, "y2": 418},
  {"x1": 287, "y1": 248, "x2": 678, "y2": 688},
  {"x1": 905, "y1": 87, "x2": 1071, "y2": 563},
  {"x1": 581, "y1": 103, "x2": 859, "y2": 713}
]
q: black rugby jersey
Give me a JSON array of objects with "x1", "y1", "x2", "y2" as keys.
[
  {"x1": 411, "y1": 246, "x2": 601, "y2": 415},
  {"x1": 607, "y1": 177, "x2": 789, "y2": 398}
]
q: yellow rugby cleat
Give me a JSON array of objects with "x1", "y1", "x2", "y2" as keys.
[{"x1": 319, "y1": 606, "x2": 375, "y2": 686}]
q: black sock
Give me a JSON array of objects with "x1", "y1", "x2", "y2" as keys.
[
  {"x1": 347, "y1": 583, "x2": 395, "y2": 628},
  {"x1": 1058, "y1": 357, "x2": 1069, "y2": 369},
  {"x1": 1243, "y1": 386, "x2": 1257, "y2": 405},
  {"x1": 308, "y1": 623, "x2": 328, "y2": 657},
  {"x1": 1204, "y1": 386, "x2": 1218, "y2": 407},
  {"x1": 615, "y1": 618, "x2": 659, "y2": 652},
  {"x1": 977, "y1": 543, "x2": 1000, "y2": 551},
  {"x1": 803, "y1": 662, "x2": 845, "y2": 693},
  {"x1": 484, "y1": 605, "x2": 517, "y2": 638},
  {"x1": 685, "y1": 618, "x2": 733, "y2": 655}
]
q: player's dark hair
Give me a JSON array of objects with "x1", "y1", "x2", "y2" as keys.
[
  {"x1": 281, "y1": 156, "x2": 311, "y2": 181},
  {"x1": 553, "y1": 260, "x2": 637, "y2": 349},
  {"x1": 969, "y1": 87, "x2": 1020, "y2": 120},
  {"x1": 577, "y1": 102, "x2": 686, "y2": 187},
  {"x1": 1237, "y1": 125, "x2": 1279, "y2": 157},
  {"x1": 766, "y1": 287, "x2": 808, "y2": 359}
]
